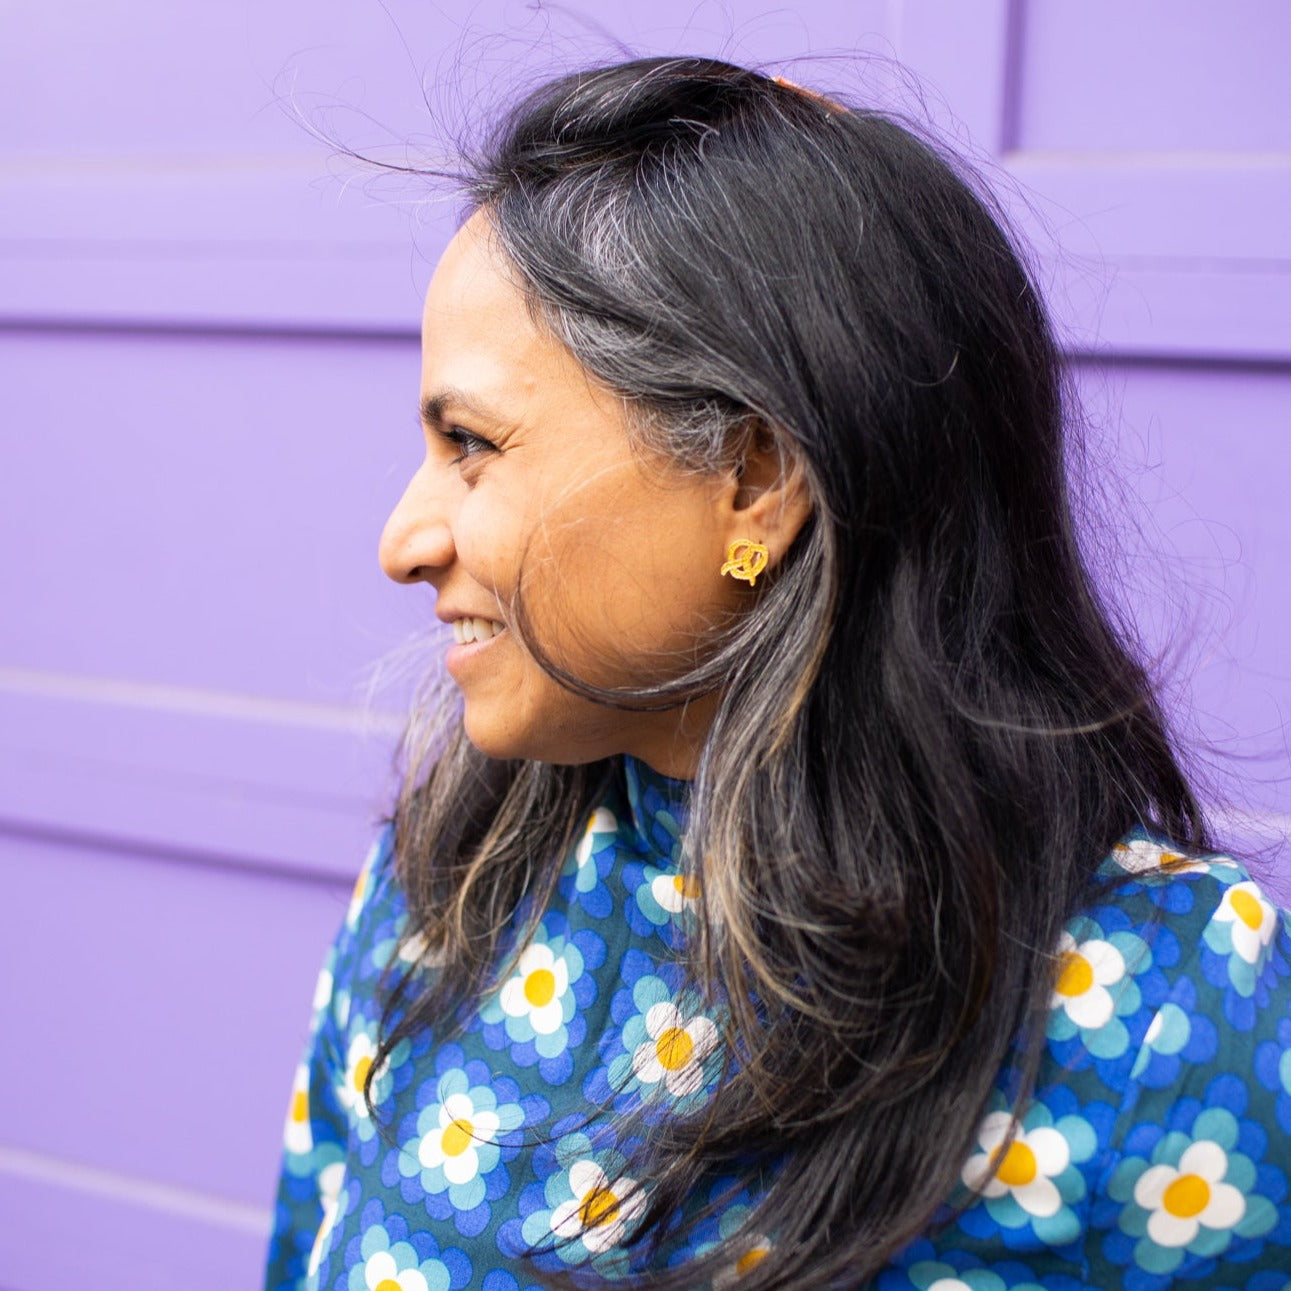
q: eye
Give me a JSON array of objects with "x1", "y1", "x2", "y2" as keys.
[{"x1": 441, "y1": 425, "x2": 497, "y2": 466}]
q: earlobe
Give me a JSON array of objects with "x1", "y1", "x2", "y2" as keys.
[
  {"x1": 720, "y1": 539, "x2": 771, "y2": 586},
  {"x1": 720, "y1": 429, "x2": 814, "y2": 576}
]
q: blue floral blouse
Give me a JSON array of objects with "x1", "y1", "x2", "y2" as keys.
[{"x1": 265, "y1": 757, "x2": 1291, "y2": 1289}]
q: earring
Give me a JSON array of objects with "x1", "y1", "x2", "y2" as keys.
[{"x1": 720, "y1": 539, "x2": 770, "y2": 587}]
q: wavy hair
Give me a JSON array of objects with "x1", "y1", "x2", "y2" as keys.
[{"x1": 373, "y1": 56, "x2": 1206, "y2": 1288}]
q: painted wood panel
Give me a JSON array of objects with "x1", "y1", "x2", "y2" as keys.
[
  {"x1": 903, "y1": 0, "x2": 1291, "y2": 362},
  {"x1": 0, "y1": 829, "x2": 350, "y2": 1193},
  {"x1": 0, "y1": 1170, "x2": 267, "y2": 1290},
  {"x1": 0, "y1": 832, "x2": 351, "y2": 1273},
  {"x1": 1067, "y1": 359, "x2": 1291, "y2": 890},
  {"x1": 1012, "y1": 2, "x2": 1291, "y2": 153},
  {"x1": 0, "y1": 328, "x2": 423, "y2": 698}
]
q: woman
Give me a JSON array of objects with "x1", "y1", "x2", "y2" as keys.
[{"x1": 265, "y1": 57, "x2": 1291, "y2": 1289}]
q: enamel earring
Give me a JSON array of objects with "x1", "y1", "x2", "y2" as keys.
[{"x1": 720, "y1": 539, "x2": 770, "y2": 587}]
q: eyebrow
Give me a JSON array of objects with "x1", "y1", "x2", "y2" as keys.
[{"x1": 419, "y1": 387, "x2": 509, "y2": 430}]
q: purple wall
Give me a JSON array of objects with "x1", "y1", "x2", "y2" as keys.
[{"x1": 2, "y1": 2, "x2": 1288, "y2": 1285}]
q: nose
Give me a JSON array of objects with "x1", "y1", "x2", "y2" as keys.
[{"x1": 378, "y1": 463, "x2": 456, "y2": 584}]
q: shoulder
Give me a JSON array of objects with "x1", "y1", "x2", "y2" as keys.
[
  {"x1": 942, "y1": 835, "x2": 1291, "y2": 1282},
  {"x1": 320, "y1": 823, "x2": 423, "y2": 1012},
  {"x1": 1049, "y1": 831, "x2": 1290, "y2": 1079},
  {"x1": 1070, "y1": 836, "x2": 1291, "y2": 1279},
  {"x1": 1095, "y1": 832, "x2": 1288, "y2": 1027},
  {"x1": 1104, "y1": 830, "x2": 1282, "y2": 930},
  {"x1": 344, "y1": 824, "x2": 400, "y2": 932}
]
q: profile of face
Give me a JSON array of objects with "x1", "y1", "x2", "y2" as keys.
[{"x1": 378, "y1": 214, "x2": 809, "y2": 775}]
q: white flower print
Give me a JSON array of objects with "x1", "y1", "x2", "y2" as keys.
[
  {"x1": 311, "y1": 966, "x2": 334, "y2": 1014},
  {"x1": 1133, "y1": 1139, "x2": 1246, "y2": 1248},
  {"x1": 307, "y1": 1161, "x2": 345, "y2": 1277},
  {"x1": 499, "y1": 942, "x2": 570, "y2": 1037},
  {"x1": 631, "y1": 1001, "x2": 719, "y2": 1097},
  {"x1": 551, "y1": 1160, "x2": 647, "y2": 1254},
  {"x1": 361, "y1": 1249, "x2": 432, "y2": 1291},
  {"x1": 284, "y1": 1062, "x2": 313, "y2": 1155},
  {"x1": 338, "y1": 1033, "x2": 382, "y2": 1120},
  {"x1": 713, "y1": 1238, "x2": 772, "y2": 1286},
  {"x1": 1212, "y1": 881, "x2": 1279, "y2": 965},
  {"x1": 650, "y1": 870, "x2": 702, "y2": 915},
  {"x1": 346, "y1": 849, "x2": 377, "y2": 928},
  {"x1": 575, "y1": 807, "x2": 618, "y2": 869},
  {"x1": 961, "y1": 1111, "x2": 1071, "y2": 1217},
  {"x1": 1112, "y1": 838, "x2": 1197, "y2": 875},
  {"x1": 1049, "y1": 930, "x2": 1126, "y2": 1029},
  {"x1": 417, "y1": 1090, "x2": 502, "y2": 1187},
  {"x1": 396, "y1": 928, "x2": 445, "y2": 970}
]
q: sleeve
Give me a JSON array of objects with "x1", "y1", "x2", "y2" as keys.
[
  {"x1": 262, "y1": 828, "x2": 394, "y2": 1290},
  {"x1": 1083, "y1": 869, "x2": 1291, "y2": 1287}
]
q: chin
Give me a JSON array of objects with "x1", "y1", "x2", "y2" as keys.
[
  {"x1": 460, "y1": 707, "x2": 615, "y2": 768},
  {"x1": 461, "y1": 710, "x2": 557, "y2": 765},
  {"x1": 460, "y1": 714, "x2": 525, "y2": 763}
]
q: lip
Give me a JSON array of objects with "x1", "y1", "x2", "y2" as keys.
[
  {"x1": 432, "y1": 600, "x2": 510, "y2": 682},
  {"x1": 434, "y1": 604, "x2": 507, "y2": 629},
  {"x1": 444, "y1": 627, "x2": 507, "y2": 679},
  {"x1": 439, "y1": 610, "x2": 508, "y2": 681}
]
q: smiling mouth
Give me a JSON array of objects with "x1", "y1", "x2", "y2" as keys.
[{"x1": 452, "y1": 617, "x2": 507, "y2": 645}]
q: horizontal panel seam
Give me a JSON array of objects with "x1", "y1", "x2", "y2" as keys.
[
  {"x1": 1063, "y1": 349, "x2": 1291, "y2": 374},
  {"x1": 0, "y1": 666, "x2": 405, "y2": 735},
  {"x1": 0, "y1": 314, "x2": 420, "y2": 342},
  {"x1": 1004, "y1": 149, "x2": 1291, "y2": 168},
  {"x1": 0, "y1": 1143, "x2": 271, "y2": 1234},
  {"x1": 1094, "y1": 257, "x2": 1291, "y2": 274},
  {"x1": 0, "y1": 815, "x2": 361, "y2": 887}
]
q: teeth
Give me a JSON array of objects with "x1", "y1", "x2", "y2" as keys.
[{"x1": 452, "y1": 617, "x2": 505, "y2": 645}]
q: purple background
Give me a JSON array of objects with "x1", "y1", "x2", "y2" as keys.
[{"x1": 2, "y1": 2, "x2": 1288, "y2": 1285}]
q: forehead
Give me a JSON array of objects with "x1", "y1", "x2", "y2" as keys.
[
  {"x1": 421, "y1": 215, "x2": 564, "y2": 409},
  {"x1": 424, "y1": 213, "x2": 521, "y2": 330}
]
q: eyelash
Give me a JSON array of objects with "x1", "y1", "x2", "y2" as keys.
[{"x1": 441, "y1": 425, "x2": 496, "y2": 466}]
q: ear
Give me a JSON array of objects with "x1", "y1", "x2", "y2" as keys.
[{"x1": 716, "y1": 423, "x2": 814, "y2": 573}]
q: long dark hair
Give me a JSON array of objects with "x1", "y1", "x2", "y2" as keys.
[{"x1": 375, "y1": 56, "x2": 1205, "y2": 1288}]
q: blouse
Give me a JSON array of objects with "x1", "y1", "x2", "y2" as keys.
[{"x1": 265, "y1": 755, "x2": 1291, "y2": 1289}]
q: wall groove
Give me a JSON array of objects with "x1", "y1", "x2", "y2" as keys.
[{"x1": 0, "y1": 1144, "x2": 271, "y2": 1235}]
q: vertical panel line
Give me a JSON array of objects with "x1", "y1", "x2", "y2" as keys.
[{"x1": 998, "y1": 0, "x2": 1028, "y2": 154}]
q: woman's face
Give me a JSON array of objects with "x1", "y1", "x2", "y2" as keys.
[{"x1": 379, "y1": 214, "x2": 747, "y2": 775}]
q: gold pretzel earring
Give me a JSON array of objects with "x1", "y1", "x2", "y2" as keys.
[{"x1": 720, "y1": 539, "x2": 770, "y2": 587}]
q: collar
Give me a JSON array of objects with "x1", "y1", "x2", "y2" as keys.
[{"x1": 621, "y1": 755, "x2": 691, "y2": 865}]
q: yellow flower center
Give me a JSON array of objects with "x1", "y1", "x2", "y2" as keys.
[
  {"x1": 290, "y1": 1089, "x2": 309, "y2": 1123},
  {"x1": 672, "y1": 873, "x2": 702, "y2": 899},
  {"x1": 579, "y1": 1185, "x2": 621, "y2": 1230},
  {"x1": 1230, "y1": 889, "x2": 1264, "y2": 931},
  {"x1": 352, "y1": 1055, "x2": 372, "y2": 1094},
  {"x1": 656, "y1": 1027, "x2": 695, "y2": 1071},
  {"x1": 1055, "y1": 951, "x2": 1094, "y2": 997},
  {"x1": 441, "y1": 1117, "x2": 475, "y2": 1157},
  {"x1": 735, "y1": 1246, "x2": 769, "y2": 1276},
  {"x1": 375, "y1": 1281, "x2": 402, "y2": 1291},
  {"x1": 1163, "y1": 1172, "x2": 1211, "y2": 1218},
  {"x1": 524, "y1": 967, "x2": 557, "y2": 1007},
  {"x1": 993, "y1": 1139, "x2": 1037, "y2": 1187}
]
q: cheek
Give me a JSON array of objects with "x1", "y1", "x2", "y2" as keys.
[
  {"x1": 562, "y1": 507, "x2": 738, "y2": 659},
  {"x1": 454, "y1": 490, "x2": 525, "y2": 593}
]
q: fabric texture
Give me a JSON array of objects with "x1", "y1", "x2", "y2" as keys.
[{"x1": 265, "y1": 756, "x2": 1291, "y2": 1290}]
